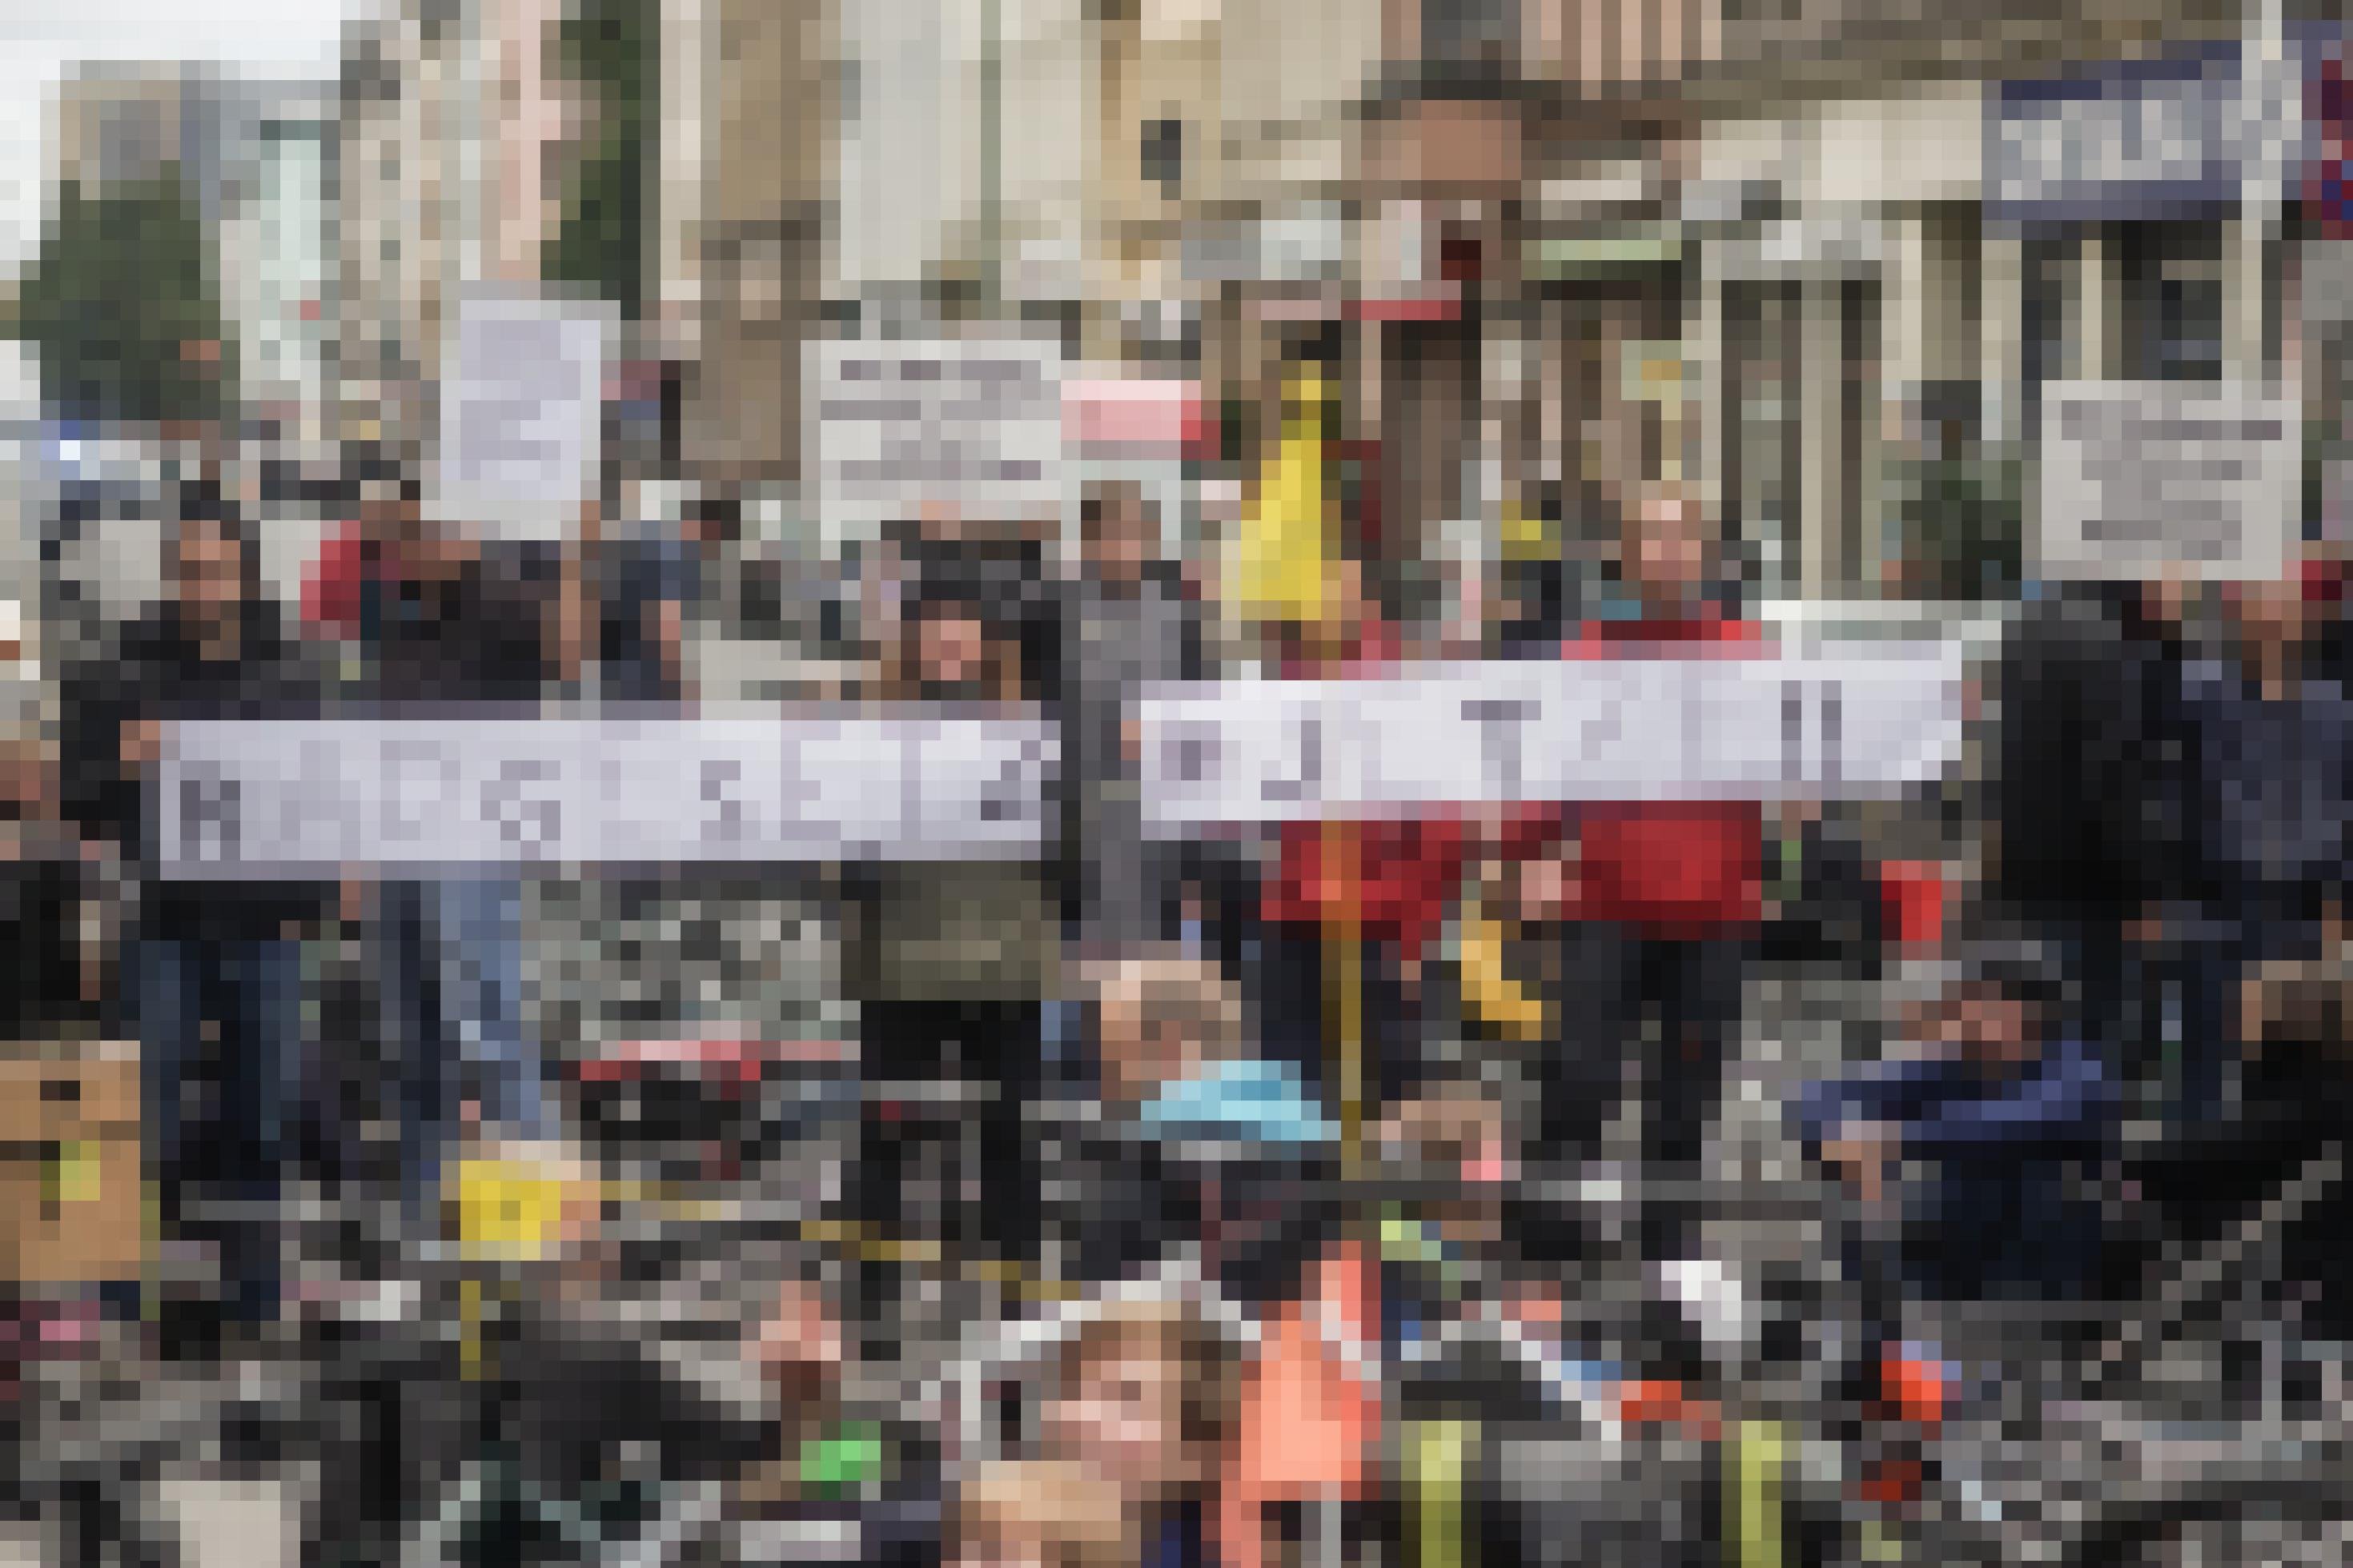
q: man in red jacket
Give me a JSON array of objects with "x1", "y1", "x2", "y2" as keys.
[{"x1": 1552, "y1": 483, "x2": 1763, "y2": 1263}]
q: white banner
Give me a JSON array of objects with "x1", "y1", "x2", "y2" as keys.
[
  {"x1": 436, "y1": 288, "x2": 616, "y2": 542},
  {"x1": 1137, "y1": 648, "x2": 1965, "y2": 829},
  {"x1": 160, "y1": 652, "x2": 1966, "y2": 870},
  {"x1": 159, "y1": 710, "x2": 1058, "y2": 877},
  {"x1": 809, "y1": 336, "x2": 1063, "y2": 542},
  {"x1": 2038, "y1": 381, "x2": 2297, "y2": 582}
]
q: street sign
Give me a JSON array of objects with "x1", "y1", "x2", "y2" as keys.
[{"x1": 1990, "y1": 43, "x2": 2248, "y2": 222}]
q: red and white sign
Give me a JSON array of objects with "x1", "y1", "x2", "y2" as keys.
[{"x1": 1062, "y1": 377, "x2": 1207, "y2": 456}]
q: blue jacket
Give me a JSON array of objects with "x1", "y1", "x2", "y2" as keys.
[{"x1": 1792, "y1": 1036, "x2": 2112, "y2": 1161}]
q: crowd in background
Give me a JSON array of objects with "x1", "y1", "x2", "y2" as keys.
[{"x1": 7, "y1": 418, "x2": 2353, "y2": 1565}]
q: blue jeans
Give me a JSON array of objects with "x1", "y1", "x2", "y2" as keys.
[
  {"x1": 379, "y1": 875, "x2": 550, "y2": 1210},
  {"x1": 135, "y1": 934, "x2": 302, "y2": 1323}
]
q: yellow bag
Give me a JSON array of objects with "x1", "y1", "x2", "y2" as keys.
[
  {"x1": 448, "y1": 1149, "x2": 597, "y2": 1261},
  {"x1": 1459, "y1": 912, "x2": 1548, "y2": 1041}
]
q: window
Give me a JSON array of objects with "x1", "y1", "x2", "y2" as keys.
[
  {"x1": 1421, "y1": 0, "x2": 1517, "y2": 70},
  {"x1": 1141, "y1": 118, "x2": 1183, "y2": 197}
]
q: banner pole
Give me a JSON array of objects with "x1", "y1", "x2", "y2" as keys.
[{"x1": 1327, "y1": 819, "x2": 1364, "y2": 1175}]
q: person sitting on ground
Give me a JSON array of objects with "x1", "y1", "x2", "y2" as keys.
[
  {"x1": 1792, "y1": 940, "x2": 2116, "y2": 1302},
  {"x1": 1058, "y1": 951, "x2": 1334, "y2": 1292},
  {"x1": 1036, "y1": 1298, "x2": 1235, "y2": 1568}
]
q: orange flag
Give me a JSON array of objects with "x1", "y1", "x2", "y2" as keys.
[{"x1": 1219, "y1": 1244, "x2": 1382, "y2": 1568}]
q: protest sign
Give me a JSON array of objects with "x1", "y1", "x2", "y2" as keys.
[
  {"x1": 809, "y1": 335, "x2": 1063, "y2": 543},
  {"x1": 2037, "y1": 381, "x2": 2297, "y2": 581},
  {"x1": 435, "y1": 287, "x2": 615, "y2": 541}
]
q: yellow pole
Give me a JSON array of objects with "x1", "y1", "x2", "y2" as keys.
[
  {"x1": 1325, "y1": 819, "x2": 1363, "y2": 1173},
  {"x1": 1409, "y1": 1418, "x2": 1470, "y2": 1568},
  {"x1": 1733, "y1": 1419, "x2": 1785, "y2": 1568}
]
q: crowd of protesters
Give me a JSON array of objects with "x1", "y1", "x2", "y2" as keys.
[{"x1": 8, "y1": 416, "x2": 2353, "y2": 1564}]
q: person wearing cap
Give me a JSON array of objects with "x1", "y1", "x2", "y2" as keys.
[
  {"x1": 1791, "y1": 945, "x2": 2116, "y2": 1301},
  {"x1": 61, "y1": 481, "x2": 331, "y2": 1350}
]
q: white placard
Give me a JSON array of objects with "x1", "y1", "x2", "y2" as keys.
[
  {"x1": 436, "y1": 288, "x2": 615, "y2": 542},
  {"x1": 1136, "y1": 648, "x2": 1964, "y2": 829},
  {"x1": 809, "y1": 336, "x2": 1063, "y2": 540},
  {"x1": 2038, "y1": 381, "x2": 2298, "y2": 582},
  {"x1": 159, "y1": 709, "x2": 1058, "y2": 876}
]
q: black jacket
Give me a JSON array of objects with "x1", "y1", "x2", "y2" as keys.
[
  {"x1": 1992, "y1": 587, "x2": 2194, "y2": 923},
  {"x1": 62, "y1": 602, "x2": 329, "y2": 941}
]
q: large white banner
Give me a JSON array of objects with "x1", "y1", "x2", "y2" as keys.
[
  {"x1": 159, "y1": 652, "x2": 1966, "y2": 870},
  {"x1": 159, "y1": 710, "x2": 1058, "y2": 877},
  {"x1": 1137, "y1": 647, "x2": 1966, "y2": 829},
  {"x1": 2038, "y1": 381, "x2": 2298, "y2": 582},
  {"x1": 436, "y1": 288, "x2": 616, "y2": 542}
]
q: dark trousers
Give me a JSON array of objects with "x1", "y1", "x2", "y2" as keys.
[
  {"x1": 376, "y1": 880, "x2": 456, "y2": 1214},
  {"x1": 134, "y1": 933, "x2": 301, "y2": 1324},
  {"x1": 1553, "y1": 924, "x2": 1749, "y2": 1257},
  {"x1": 1254, "y1": 924, "x2": 1421, "y2": 1117},
  {"x1": 853, "y1": 1000, "x2": 1042, "y2": 1265}
]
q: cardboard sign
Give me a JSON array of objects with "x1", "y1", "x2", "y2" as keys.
[
  {"x1": 436, "y1": 288, "x2": 615, "y2": 541},
  {"x1": 809, "y1": 336, "x2": 1062, "y2": 540},
  {"x1": 1137, "y1": 648, "x2": 1965, "y2": 829},
  {"x1": 159, "y1": 711, "x2": 1058, "y2": 876},
  {"x1": 2038, "y1": 382, "x2": 2297, "y2": 582}
]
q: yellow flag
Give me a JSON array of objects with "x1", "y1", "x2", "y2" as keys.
[
  {"x1": 1235, "y1": 430, "x2": 1334, "y2": 624},
  {"x1": 1235, "y1": 370, "x2": 1336, "y2": 626}
]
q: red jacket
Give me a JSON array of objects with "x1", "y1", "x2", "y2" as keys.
[
  {"x1": 1557, "y1": 613, "x2": 1765, "y2": 936},
  {"x1": 300, "y1": 518, "x2": 373, "y2": 638},
  {"x1": 1263, "y1": 620, "x2": 1467, "y2": 956}
]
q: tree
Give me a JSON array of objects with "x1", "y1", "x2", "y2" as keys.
[
  {"x1": 13, "y1": 170, "x2": 237, "y2": 427},
  {"x1": 544, "y1": 0, "x2": 655, "y2": 320}
]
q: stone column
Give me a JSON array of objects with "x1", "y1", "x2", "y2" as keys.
[
  {"x1": 2074, "y1": 225, "x2": 2114, "y2": 383},
  {"x1": 1688, "y1": 231, "x2": 1724, "y2": 511},
  {"x1": 1882, "y1": 209, "x2": 1928, "y2": 593},
  {"x1": 1799, "y1": 273, "x2": 1843, "y2": 596},
  {"x1": 1982, "y1": 228, "x2": 2024, "y2": 448}
]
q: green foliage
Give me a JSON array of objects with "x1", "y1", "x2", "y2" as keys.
[
  {"x1": 1901, "y1": 453, "x2": 2024, "y2": 600},
  {"x1": 14, "y1": 170, "x2": 237, "y2": 426},
  {"x1": 544, "y1": 0, "x2": 654, "y2": 319}
]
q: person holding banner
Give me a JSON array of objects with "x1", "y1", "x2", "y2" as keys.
[
  {"x1": 1550, "y1": 482, "x2": 1762, "y2": 1265},
  {"x1": 1255, "y1": 554, "x2": 1468, "y2": 1133},
  {"x1": 348, "y1": 479, "x2": 562, "y2": 1215},
  {"x1": 847, "y1": 552, "x2": 1058, "y2": 1274},
  {"x1": 62, "y1": 481, "x2": 330, "y2": 1353}
]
